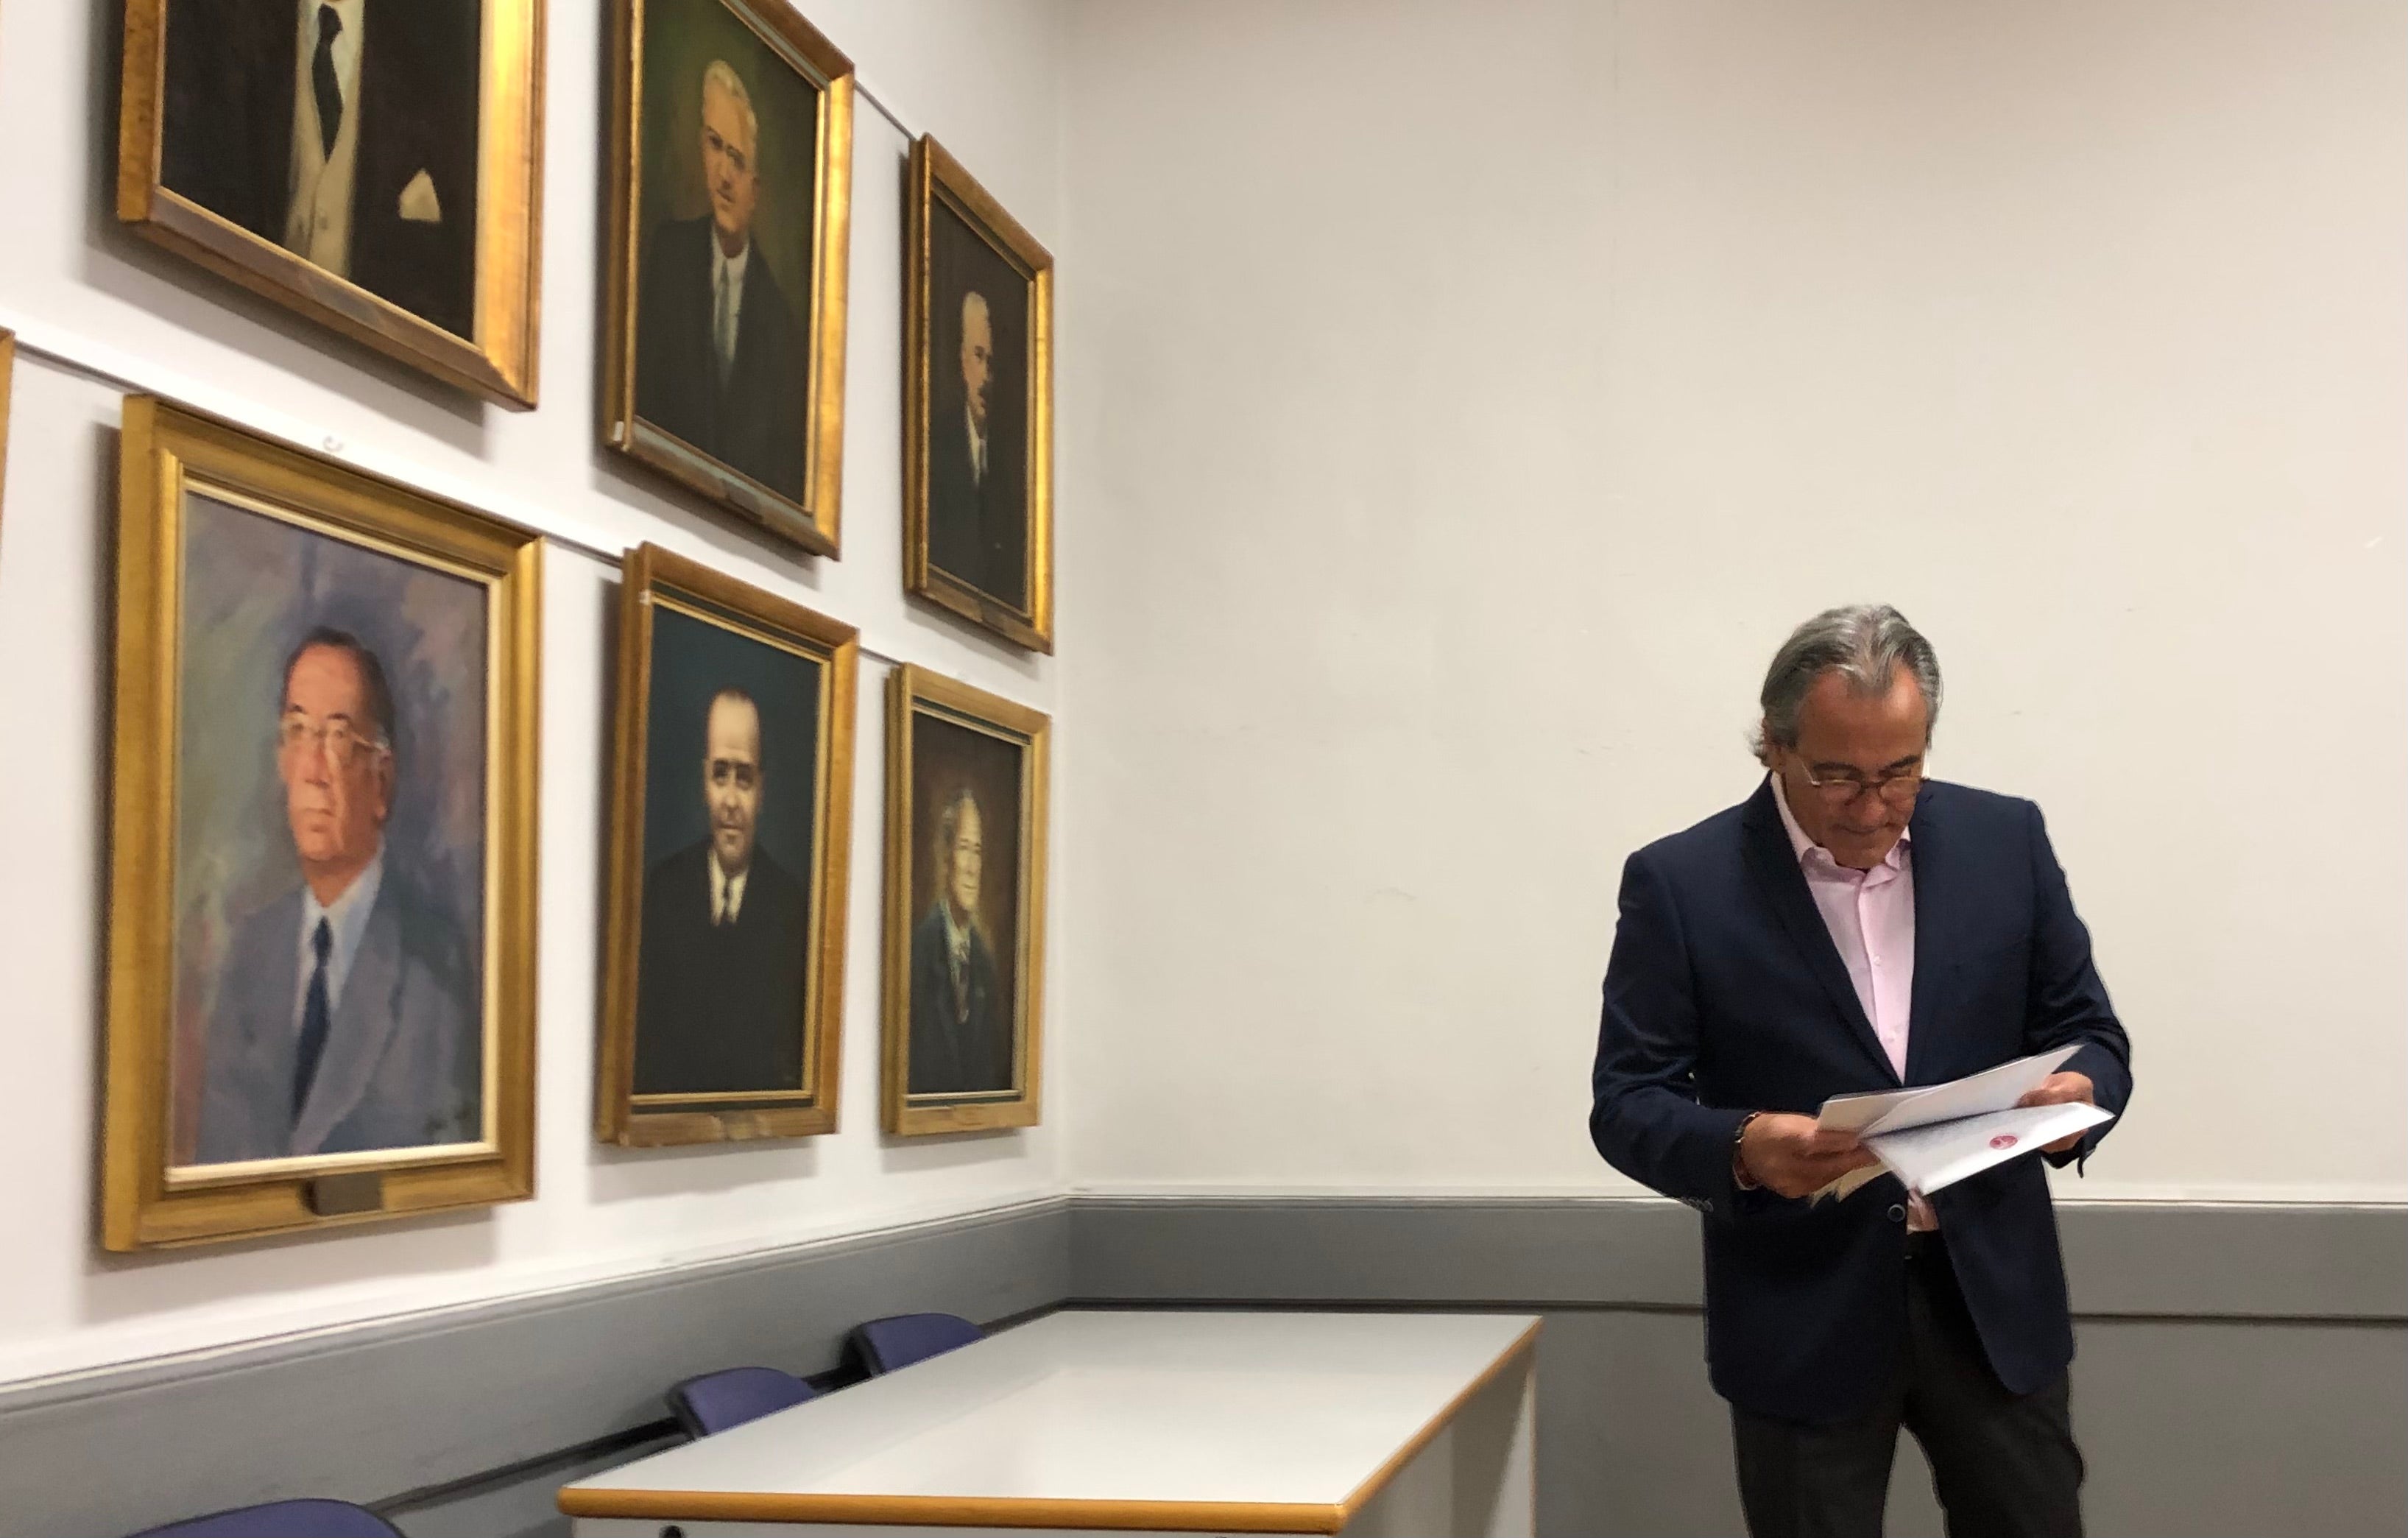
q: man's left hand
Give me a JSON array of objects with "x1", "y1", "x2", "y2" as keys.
[{"x1": 2018, "y1": 1071, "x2": 2097, "y2": 1153}]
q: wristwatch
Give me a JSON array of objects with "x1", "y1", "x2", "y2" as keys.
[{"x1": 1731, "y1": 1110, "x2": 1763, "y2": 1190}]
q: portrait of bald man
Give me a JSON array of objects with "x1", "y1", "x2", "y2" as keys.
[
  {"x1": 633, "y1": 686, "x2": 813, "y2": 1095},
  {"x1": 194, "y1": 627, "x2": 480, "y2": 1164},
  {"x1": 634, "y1": 56, "x2": 809, "y2": 501},
  {"x1": 925, "y1": 207, "x2": 1031, "y2": 610}
]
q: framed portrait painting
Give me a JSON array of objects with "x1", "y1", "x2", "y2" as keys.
[
  {"x1": 603, "y1": 0, "x2": 854, "y2": 554},
  {"x1": 598, "y1": 544, "x2": 858, "y2": 1146},
  {"x1": 883, "y1": 667, "x2": 1049, "y2": 1135},
  {"x1": 116, "y1": 0, "x2": 545, "y2": 406},
  {"x1": 904, "y1": 136, "x2": 1054, "y2": 652},
  {"x1": 102, "y1": 398, "x2": 541, "y2": 1250}
]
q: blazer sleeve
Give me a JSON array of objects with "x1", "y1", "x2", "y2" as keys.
[
  {"x1": 1590, "y1": 849, "x2": 1751, "y2": 1208},
  {"x1": 2022, "y1": 800, "x2": 2134, "y2": 1170}
]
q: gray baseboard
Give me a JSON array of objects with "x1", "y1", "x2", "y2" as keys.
[
  {"x1": 1066, "y1": 1194, "x2": 2407, "y2": 1319},
  {"x1": 4, "y1": 1193, "x2": 2399, "y2": 1538},
  {"x1": 1064, "y1": 1196, "x2": 2408, "y2": 1538},
  {"x1": 0, "y1": 1196, "x2": 1069, "y2": 1538}
]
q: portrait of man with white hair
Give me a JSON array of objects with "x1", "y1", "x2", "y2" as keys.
[{"x1": 633, "y1": 51, "x2": 809, "y2": 500}]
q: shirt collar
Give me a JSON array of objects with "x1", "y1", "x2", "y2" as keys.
[
  {"x1": 708, "y1": 847, "x2": 749, "y2": 923},
  {"x1": 1769, "y1": 771, "x2": 1910, "y2": 869},
  {"x1": 300, "y1": 842, "x2": 384, "y2": 1006},
  {"x1": 939, "y1": 898, "x2": 972, "y2": 959},
  {"x1": 713, "y1": 233, "x2": 752, "y2": 287},
  {"x1": 308, "y1": 0, "x2": 365, "y2": 32}
]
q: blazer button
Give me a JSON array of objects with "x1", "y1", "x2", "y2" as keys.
[{"x1": 1886, "y1": 1204, "x2": 1906, "y2": 1222}]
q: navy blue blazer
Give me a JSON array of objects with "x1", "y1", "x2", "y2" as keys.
[{"x1": 1589, "y1": 777, "x2": 2133, "y2": 1424}]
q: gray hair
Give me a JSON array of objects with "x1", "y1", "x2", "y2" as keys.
[
  {"x1": 934, "y1": 787, "x2": 983, "y2": 874},
  {"x1": 701, "y1": 59, "x2": 759, "y2": 152},
  {"x1": 1751, "y1": 604, "x2": 1942, "y2": 763}
]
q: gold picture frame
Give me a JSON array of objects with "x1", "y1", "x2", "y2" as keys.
[
  {"x1": 904, "y1": 136, "x2": 1054, "y2": 652},
  {"x1": 602, "y1": 0, "x2": 854, "y2": 555},
  {"x1": 0, "y1": 330, "x2": 14, "y2": 531},
  {"x1": 598, "y1": 544, "x2": 858, "y2": 1145},
  {"x1": 883, "y1": 666, "x2": 1049, "y2": 1135},
  {"x1": 116, "y1": 0, "x2": 545, "y2": 408},
  {"x1": 103, "y1": 397, "x2": 542, "y2": 1250}
]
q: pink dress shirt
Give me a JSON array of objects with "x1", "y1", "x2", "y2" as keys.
[{"x1": 1770, "y1": 774, "x2": 1936, "y2": 1231}]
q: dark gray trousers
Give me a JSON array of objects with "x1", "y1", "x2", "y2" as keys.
[{"x1": 1731, "y1": 1235, "x2": 2086, "y2": 1538}]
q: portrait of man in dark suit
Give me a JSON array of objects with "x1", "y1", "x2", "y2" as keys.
[
  {"x1": 157, "y1": 0, "x2": 484, "y2": 339},
  {"x1": 633, "y1": 686, "x2": 812, "y2": 1095},
  {"x1": 194, "y1": 628, "x2": 480, "y2": 1164},
  {"x1": 925, "y1": 208, "x2": 1030, "y2": 610},
  {"x1": 908, "y1": 787, "x2": 1013, "y2": 1096},
  {"x1": 633, "y1": 57, "x2": 809, "y2": 501}
]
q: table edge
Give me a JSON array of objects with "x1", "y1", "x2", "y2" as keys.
[
  {"x1": 1332, "y1": 1316, "x2": 1542, "y2": 1523},
  {"x1": 555, "y1": 1489, "x2": 1350, "y2": 1533},
  {"x1": 558, "y1": 1313, "x2": 1545, "y2": 1532}
]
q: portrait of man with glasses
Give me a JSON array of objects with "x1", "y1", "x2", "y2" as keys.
[
  {"x1": 191, "y1": 626, "x2": 479, "y2": 1165},
  {"x1": 1590, "y1": 603, "x2": 2133, "y2": 1538}
]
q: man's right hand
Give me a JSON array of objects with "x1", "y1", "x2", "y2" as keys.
[{"x1": 1738, "y1": 1112, "x2": 1879, "y2": 1199}]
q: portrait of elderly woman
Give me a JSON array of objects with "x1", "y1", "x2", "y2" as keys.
[{"x1": 885, "y1": 667, "x2": 1050, "y2": 1135}]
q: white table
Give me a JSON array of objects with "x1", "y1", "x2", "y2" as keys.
[{"x1": 559, "y1": 1309, "x2": 1540, "y2": 1536}]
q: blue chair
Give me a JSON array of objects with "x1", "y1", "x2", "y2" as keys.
[
  {"x1": 665, "y1": 1364, "x2": 819, "y2": 1437},
  {"x1": 848, "y1": 1312, "x2": 985, "y2": 1375},
  {"x1": 131, "y1": 1499, "x2": 400, "y2": 1537}
]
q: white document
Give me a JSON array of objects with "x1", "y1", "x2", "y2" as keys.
[
  {"x1": 1865, "y1": 1101, "x2": 2113, "y2": 1195},
  {"x1": 1808, "y1": 1045, "x2": 2114, "y2": 1202}
]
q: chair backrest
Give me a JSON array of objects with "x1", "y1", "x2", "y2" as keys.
[
  {"x1": 665, "y1": 1364, "x2": 819, "y2": 1437},
  {"x1": 850, "y1": 1312, "x2": 986, "y2": 1376},
  {"x1": 130, "y1": 1498, "x2": 401, "y2": 1538}
]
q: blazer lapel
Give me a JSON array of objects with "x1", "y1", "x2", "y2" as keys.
[
  {"x1": 1740, "y1": 780, "x2": 1902, "y2": 1086},
  {"x1": 1902, "y1": 786, "x2": 1954, "y2": 1086},
  {"x1": 291, "y1": 885, "x2": 406, "y2": 1155}
]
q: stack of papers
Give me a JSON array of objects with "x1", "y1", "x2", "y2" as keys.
[{"x1": 1809, "y1": 1045, "x2": 2114, "y2": 1202}]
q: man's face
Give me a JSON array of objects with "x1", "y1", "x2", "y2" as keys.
[
  {"x1": 699, "y1": 80, "x2": 758, "y2": 251},
  {"x1": 960, "y1": 294, "x2": 993, "y2": 432},
  {"x1": 945, "y1": 800, "x2": 984, "y2": 917},
  {"x1": 278, "y1": 644, "x2": 391, "y2": 877},
  {"x1": 704, "y1": 694, "x2": 763, "y2": 877},
  {"x1": 1770, "y1": 664, "x2": 1928, "y2": 871}
]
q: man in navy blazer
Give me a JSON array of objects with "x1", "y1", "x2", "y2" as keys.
[{"x1": 1591, "y1": 604, "x2": 2131, "y2": 1538}]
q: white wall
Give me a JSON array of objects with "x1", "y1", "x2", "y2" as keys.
[
  {"x1": 2, "y1": 0, "x2": 2401, "y2": 1400},
  {"x1": 0, "y1": 0, "x2": 1073, "y2": 1385},
  {"x1": 1057, "y1": 0, "x2": 2408, "y2": 1203}
]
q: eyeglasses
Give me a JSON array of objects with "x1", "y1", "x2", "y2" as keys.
[
  {"x1": 1798, "y1": 762, "x2": 1924, "y2": 808},
  {"x1": 277, "y1": 716, "x2": 389, "y2": 768}
]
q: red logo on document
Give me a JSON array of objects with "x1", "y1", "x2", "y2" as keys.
[{"x1": 1990, "y1": 1134, "x2": 2019, "y2": 1150}]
